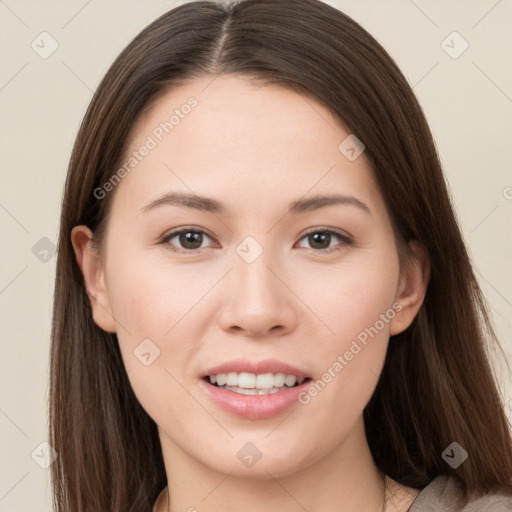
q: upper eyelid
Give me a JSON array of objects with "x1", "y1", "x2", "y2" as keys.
[{"x1": 162, "y1": 227, "x2": 351, "y2": 251}]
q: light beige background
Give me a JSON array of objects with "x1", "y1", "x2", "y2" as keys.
[{"x1": 1, "y1": 0, "x2": 511, "y2": 510}]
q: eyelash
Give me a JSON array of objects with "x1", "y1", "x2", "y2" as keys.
[{"x1": 160, "y1": 227, "x2": 353, "y2": 254}]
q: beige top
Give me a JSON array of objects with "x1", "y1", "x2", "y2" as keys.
[
  {"x1": 409, "y1": 475, "x2": 512, "y2": 511},
  {"x1": 153, "y1": 475, "x2": 512, "y2": 511}
]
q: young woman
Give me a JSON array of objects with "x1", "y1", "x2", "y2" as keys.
[{"x1": 50, "y1": 0, "x2": 512, "y2": 510}]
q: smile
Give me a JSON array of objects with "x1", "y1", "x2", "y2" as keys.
[
  {"x1": 207, "y1": 371, "x2": 307, "y2": 395},
  {"x1": 200, "y1": 373, "x2": 313, "y2": 419}
]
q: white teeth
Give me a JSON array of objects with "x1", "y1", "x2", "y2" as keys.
[
  {"x1": 208, "y1": 372, "x2": 306, "y2": 389},
  {"x1": 273, "y1": 373, "x2": 286, "y2": 387},
  {"x1": 284, "y1": 375, "x2": 297, "y2": 387},
  {"x1": 221, "y1": 385, "x2": 290, "y2": 396},
  {"x1": 226, "y1": 372, "x2": 238, "y2": 386},
  {"x1": 256, "y1": 373, "x2": 274, "y2": 389},
  {"x1": 238, "y1": 372, "x2": 256, "y2": 388}
]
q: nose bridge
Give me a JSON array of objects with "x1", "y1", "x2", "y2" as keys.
[
  {"x1": 236, "y1": 247, "x2": 278, "y2": 302},
  {"x1": 218, "y1": 237, "x2": 296, "y2": 336}
]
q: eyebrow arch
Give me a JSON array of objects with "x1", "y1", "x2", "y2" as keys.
[{"x1": 141, "y1": 191, "x2": 371, "y2": 216}]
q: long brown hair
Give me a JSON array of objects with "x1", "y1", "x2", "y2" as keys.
[{"x1": 50, "y1": 0, "x2": 512, "y2": 510}]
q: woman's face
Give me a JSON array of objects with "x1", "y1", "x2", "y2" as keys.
[{"x1": 73, "y1": 75, "x2": 426, "y2": 480}]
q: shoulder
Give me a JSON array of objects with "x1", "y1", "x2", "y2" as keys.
[{"x1": 409, "y1": 474, "x2": 512, "y2": 511}]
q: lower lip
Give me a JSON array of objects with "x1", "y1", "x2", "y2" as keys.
[{"x1": 199, "y1": 378, "x2": 312, "y2": 420}]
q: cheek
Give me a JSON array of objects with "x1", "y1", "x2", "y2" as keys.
[
  {"x1": 106, "y1": 249, "x2": 207, "y2": 341},
  {"x1": 298, "y1": 247, "x2": 399, "y2": 413},
  {"x1": 102, "y1": 252, "x2": 185, "y2": 395},
  {"x1": 106, "y1": 263, "x2": 197, "y2": 427},
  {"x1": 308, "y1": 248, "x2": 400, "y2": 345}
]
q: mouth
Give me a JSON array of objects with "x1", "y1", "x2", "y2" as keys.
[
  {"x1": 199, "y1": 368, "x2": 314, "y2": 419},
  {"x1": 202, "y1": 372, "x2": 313, "y2": 396}
]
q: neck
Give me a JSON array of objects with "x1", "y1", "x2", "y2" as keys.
[{"x1": 155, "y1": 416, "x2": 391, "y2": 512}]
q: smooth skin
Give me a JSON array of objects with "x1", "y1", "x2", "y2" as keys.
[{"x1": 72, "y1": 75, "x2": 429, "y2": 512}]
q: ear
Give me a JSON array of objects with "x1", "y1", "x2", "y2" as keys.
[
  {"x1": 390, "y1": 240, "x2": 431, "y2": 336},
  {"x1": 70, "y1": 225, "x2": 117, "y2": 333}
]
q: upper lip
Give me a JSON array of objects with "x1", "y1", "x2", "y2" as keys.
[{"x1": 202, "y1": 358, "x2": 310, "y2": 379}]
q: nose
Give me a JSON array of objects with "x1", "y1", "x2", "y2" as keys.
[{"x1": 217, "y1": 250, "x2": 298, "y2": 338}]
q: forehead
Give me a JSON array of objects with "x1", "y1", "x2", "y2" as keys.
[{"x1": 109, "y1": 75, "x2": 382, "y2": 219}]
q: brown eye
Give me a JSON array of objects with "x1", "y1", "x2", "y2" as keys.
[
  {"x1": 162, "y1": 229, "x2": 215, "y2": 252},
  {"x1": 296, "y1": 228, "x2": 352, "y2": 253}
]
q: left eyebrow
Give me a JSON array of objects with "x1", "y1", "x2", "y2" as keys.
[{"x1": 141, "y1": 191, "x2": 371, "y2": 216}]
